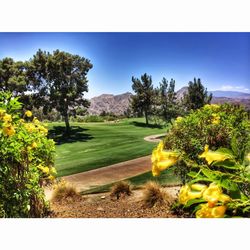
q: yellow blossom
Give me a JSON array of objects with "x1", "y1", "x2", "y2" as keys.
[
  {"x1": 151, "y1": 141, "x2": 180, "y2": 176},
  {"x1": 176, "y1": 116, "x2": 183, "y2": 123},
  {"x1": 199, "y1": 144, "x2": 232, "y2": 165},
  {"x1": 33, "y1": 117, "x2": 40, "y2": 124},
  {"x1": 24, "y1": 123, "x2": 36, "y2": 133},
  {"x1": 3, "y1": 114, "x2": 12, "y2": 123},
  {"x1": 196, "y1": 203, "x2": 227, "y2": 218},
  {"x1": 202, "y1": 183, "x2": 231, "y2": 204},
  {"x1": 179, "y1": 183, "x2": 207, "y2": 205},
  {"x1": 31, "y1": 142, "x2": 37, "y2": 149},
  {"x1": 25, "y1": 110, "x2": 32, "y2": 117},
  {"x1": 2, "y1": 125, "x2": 15, "y2": 136}
]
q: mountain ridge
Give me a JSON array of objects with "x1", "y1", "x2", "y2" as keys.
[{"x1": 87, "y1": 88, "x2": 250, "y2": 115}]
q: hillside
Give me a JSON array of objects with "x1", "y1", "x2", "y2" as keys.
[
  {"x1": 88, "y1": 88, "x2": 250, "y2": 115},
  {"x1": 88, "y1": 92, "x2": 132, "y2": 115}
]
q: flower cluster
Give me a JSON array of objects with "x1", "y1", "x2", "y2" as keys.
[
  {"x1": 179, "y1": 182, "x2": 231, "y2": 218},
  {"x1": 151, "y1": 141, "x2": 180, "y2": 176}
]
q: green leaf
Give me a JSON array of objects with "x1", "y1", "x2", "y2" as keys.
[{"x1": 184, "y1": 198, "x2": 206, "y2": 208}]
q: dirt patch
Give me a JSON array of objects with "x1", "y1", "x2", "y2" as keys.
[{"x1": 49, "y1": 186, "x2": 180, "y2": 218}]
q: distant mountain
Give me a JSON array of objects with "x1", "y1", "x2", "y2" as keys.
[
  {"x1": 176, "y1": 87, "x2": 250, "y2": 110},
  {"x1": 88, "y1": 92, "x2": 133, "y2": 115},
  {"x1": 208, "y1": 90, "x2": 250, "y2": 99},
  {"x1": 88, "y1": 88, "x2": 250, "y2": 115}
]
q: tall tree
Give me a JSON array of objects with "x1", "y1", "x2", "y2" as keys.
[
  {"x1": 183, "y1": 78, "x2": 212, "y2": 111},
  {"x1": 158, "y1": 77, "x2": 178, "y2": 121},
  {"x1": 130, "y1": 73, "x2": 155, "y2": 125},
  {"x1": 28, "y1": 49, "x2": 93, "y2": 133}
]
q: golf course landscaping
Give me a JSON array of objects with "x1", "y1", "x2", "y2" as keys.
[{"x1": 48, "y1": 118, "x2": 168, "y2": 177}]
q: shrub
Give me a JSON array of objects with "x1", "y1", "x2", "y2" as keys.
[
  {"x1": 142, "y1": 181, "x2": 172, "y2": 208},
  {"x1": 163, "y1": 103, "x2": 250, "y2": 183},
  {"x1": 110, "y1": 181, "x2": 132, "y2": 200},
  {"x1": 51, "y1": 180, "x2": 80, "y2": 202},
  {"x1": 151, "y1": 104, "x2": 250, "y2": 217},
  {"x1": 82, "y1": 115, "x2": 104, "y2": 123},
  {"x1": 0, "y1": 92, "x2": 56, "y2": 217}
]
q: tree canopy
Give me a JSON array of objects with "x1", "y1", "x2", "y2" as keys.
[
  {"x1": 183, "y1": 78, "x2": 212, "y2": 111},
  {"x1": 28, "y1": 49, "x2": 93, "y2": 133},
  {"x1": 130, "y1": 73, "x2": 155, "y2": 125}
]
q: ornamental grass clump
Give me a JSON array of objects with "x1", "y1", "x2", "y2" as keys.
[
  {"x1": 51, "y1": 180, "x2": 80, "y2": 203},
  {"x1": 0, "y1": 92, "x2": 56, "y2": 217},
  {"x1": 151, "y1": 104, "x2": 250, "y2": 218},
  {"x1": 110, "y1": 181, "x2": 132, "y2": 200},
  {"x1": 142, "y1": 181, "x2": 173, "y2": 208}
]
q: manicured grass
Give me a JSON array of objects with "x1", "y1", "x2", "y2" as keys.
[
  {"x1": 81, "y1": 168, "x2": 181, "y2": 195},
  {"x1": 48, "y1": 118, "x2": 168, "y2": 177}
]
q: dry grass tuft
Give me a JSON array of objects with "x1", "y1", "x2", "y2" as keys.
[
  {"x1": 51, "y1": 180, "x2": 81, "y2": 203},
  {"x1": 110, "y1": 181, "x2": 132, "y2": 200},
  {"x1": 142, "y1": 181, "x2": 173, "y2": 208}
]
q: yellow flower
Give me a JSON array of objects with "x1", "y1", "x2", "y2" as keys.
[
  {"x1": 176, "y1": 116, "x2": 183, "y2": 123},
  {"x1": 202, "y1": 183, "x2": 231, "y2": 204},
  {"x1": 199, "y1": 144, "x2": 232, "y2": 165},
  {"x1": 191, "y1": 183, "x2": 207, "y2": 192},
  {"x1": 179, "y1": 183, "x2": 207, "y2": 205},
  {"x1": 31, "y1": 142, "x2": 37, "y2": 149},
  {"x1": 200, "y1": 204, "x2": 227, "y2": 218},
  {"x1": 25, "y1": 110, "x2": 32, "y2": 117},
  {"x1": 196, "y1": 203, "x2": 227, "y2": 218},
  {"x1": 151, "y1": 141, "x2": 180, "y2": 176},
  {"x1": 211, "y1": 205, "x2": 227, "y2": 218},
  {"x1": 37, "y1": 165, "x2": 50, "y2": 175},
  {"x1": 24, "y1": 123, "x2": 36, "y2": 133},
  {"x1": 32, "y1": 117, "x2": 40, "y2": 124},
  {"x1": 3, "y1": 114, "x2": 12, "y2": 123},
  {"x1": 50, "y1": 167, "x2": 57, "y2": 175},
  {"x1": 211, "y1": 114, "x2": 220, "y2": 125},
  {"x1": 2, "y1": 125, "x2": 15, "y2": 136}
]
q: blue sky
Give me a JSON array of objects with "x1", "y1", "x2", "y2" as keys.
[{"x1": 0, "y1": 32, "x2": 249, "y2": 98}]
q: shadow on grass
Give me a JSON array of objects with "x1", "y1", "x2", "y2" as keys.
[
  {"x1": 48, "y1": 126, "x2": 94, "y2": 145},
  {"x1": 130, "y1": 121, "x2": 164, "y2": 129}
]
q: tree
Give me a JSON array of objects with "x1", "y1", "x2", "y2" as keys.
[
  {"x1": 183, "y1": 78, "x2": 212, "y2": 111},
  {"x1": 28, "y1": 49, "x2": 93, "y2": 133},
  {"x1": 158, "y1": 77, "x2": 178, "y2": 121},
  {"x1": 0, "y1": 57, "x2": 27, "y2": 95},
  {"x1": 130, "y1": 73, "x2": 155, "y2": 125}
]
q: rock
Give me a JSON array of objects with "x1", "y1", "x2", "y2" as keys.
[
  {"x1": 101, "y1": 195, "x2": 106, "y2": 199},
  {"x1": 97, "y1": 207, "x2": 104, "y2": 211}
]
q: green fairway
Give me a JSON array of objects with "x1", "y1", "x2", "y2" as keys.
[{"x1": 48, "y1": 118, "x2": 168, "y2": 177}]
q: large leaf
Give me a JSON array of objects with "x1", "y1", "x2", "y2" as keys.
[{"x1": 184, "y1": 198, "x2": 206, "y2": 208}]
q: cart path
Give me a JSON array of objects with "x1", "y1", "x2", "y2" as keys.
[
  {"x1": 63, "y1": 155, "x2": 151, "y2": 191},
  {"x1": 45, "y1": 134, "x2": 165, "y2": 200}
]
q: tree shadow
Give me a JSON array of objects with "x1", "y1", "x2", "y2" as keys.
[
  {"x1": 130, "y1": 121, "x2": 164, "y2": 129},
  {"x1": 48, "y1": 126, "x2": 94, "y2": 145}
]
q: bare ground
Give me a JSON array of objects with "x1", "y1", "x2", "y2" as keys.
[{"x1": 49, "y1": 186, "x2": 180, "y2": 218}]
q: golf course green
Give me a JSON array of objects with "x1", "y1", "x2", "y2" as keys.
[{"x1": 48, "y1": 118, "x2": 168, "y2": 177}]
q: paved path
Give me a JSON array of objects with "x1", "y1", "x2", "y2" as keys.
[{"x1": 63, "y1": 155, "x2": 151, "y2": 192}]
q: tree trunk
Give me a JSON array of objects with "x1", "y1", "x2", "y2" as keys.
[
  {"x1": 145, "y1": 110, "x2": 149, "y2": 125},
  {"x1": 64, "y1": 112, "x2": 70, "y2": 135}
]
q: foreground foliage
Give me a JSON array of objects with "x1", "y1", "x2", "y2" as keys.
[
  {"x1": 151, "y1": 104, "x2": 250, "y2": 218},
  {"x1": 0, "y1": 93, "x2": 56, "y2": 217}
]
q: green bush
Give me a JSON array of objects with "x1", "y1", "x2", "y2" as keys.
[
  {"x1": 164, "y1": 104, "x2": 250, "y2": 183},
  {"x1": 0, "y1": 92, "x2": 56, "y2": 218},
  {"x1": 151, "y1": 103, "x2": 250, "y2": 217}
]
